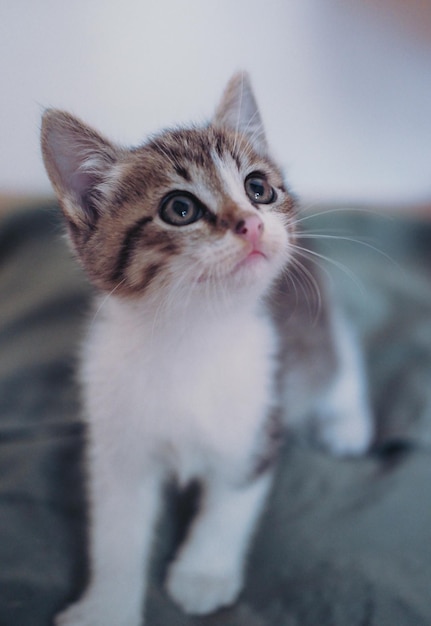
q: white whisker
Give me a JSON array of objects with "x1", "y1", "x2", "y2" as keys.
[
  {"x1": 292, "y1": 243, "x2": 365, "y2": 293},
  {"x1": 89, "y1": 278, "x2": 126, "y2": 328},
  {"x1": 295, "y1": 205, "x2": 386, "y2": 226},
  {"x1": 298, "y1": 232, "x2": 401, "y2": 272},
  {"x1": 290, "y1": 256, "x2": 322, "y2": 320}
]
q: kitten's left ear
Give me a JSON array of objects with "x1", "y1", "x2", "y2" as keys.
[
  {"x1": 213, "y1": 71, "x2": 268, "y2": 154},
  {"x1": 41, "y1": 109, "x2": 120, "y2": 233}
]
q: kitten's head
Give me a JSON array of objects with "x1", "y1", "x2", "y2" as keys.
[{"x1": 41, "y1": 72, "x2": 296, "y2": 308}]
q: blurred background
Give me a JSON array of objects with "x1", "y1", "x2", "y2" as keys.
[{"x1": 1, "y1": 0, "x2": 430, "y2": 211}]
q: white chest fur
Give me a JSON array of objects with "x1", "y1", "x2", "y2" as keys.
[{"x1": 81, "y1": 296, "x2": 277, "y2": 484}]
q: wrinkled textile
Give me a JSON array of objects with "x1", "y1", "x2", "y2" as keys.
[{"x1": 0, "y1": 205, "x2": 430, "y2": 626}]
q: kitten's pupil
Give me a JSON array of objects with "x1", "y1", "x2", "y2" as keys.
[
  {"x1": 251, "y1": 181, "x2": 264, "y2": 199},
  {"x1": 173, "y1": 199, "x2": 189, "y2": 218}
]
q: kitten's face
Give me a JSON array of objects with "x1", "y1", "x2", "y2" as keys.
[{"x1": 41, "y1": 73, "x2": 296, "y2": 306}]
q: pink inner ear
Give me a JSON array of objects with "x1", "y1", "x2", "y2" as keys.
[
  {"x1": 48, "y1": 133, "x2": 94, "y2": 197},
  {"x1": 68, "y1": 169, "x2": 100, "y2": 201},
  {"x1": 51, "y1": 144, "x2": 103, "y2": 221},
  {"x1": 70, "y1": 170, "x2": 103, "y2": 221}
]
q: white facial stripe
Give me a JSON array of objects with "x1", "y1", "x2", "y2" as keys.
[
  {"x1": 210, "y1": 150, "x2": 253, "y2": 213},
  {"x1": 187, "y1": 166, "x2": 216, "y2": 210}
]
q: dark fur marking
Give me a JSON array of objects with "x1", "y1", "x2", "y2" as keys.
[
  {"x1": 231, "y1": 151, "x2": 242, "y2": 171},
  {"x1": 157, "y1": 241, "x2": 180, "y2": 255},
  {"x1": 112, "y1": 216, "x2": 153, "y2": 281},
  {"x1": 140, "y1": 262, "x2": 163, "y2": 291},
  {"x1": 202, "y1": 209, "x2": 218, "y2": 227},
  {"x1": 250, "y1": 408, "x2": 285, "y2": 479},
  {"x1": 174, "y1": 165, "x2": 191, "y2": 181},
  {"x1": 214, "y1": 135, "x2": 224, "y2": 158}
]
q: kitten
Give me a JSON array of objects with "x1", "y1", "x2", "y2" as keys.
[{"x1": 41, "y1": 72, "x2": 373, "y2": 626}]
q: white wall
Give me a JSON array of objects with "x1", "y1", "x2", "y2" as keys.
[{"x1": 1, "y1": 0, "x2": 430, "y2": 205}]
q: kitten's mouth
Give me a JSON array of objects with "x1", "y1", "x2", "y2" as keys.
[
  {"x1": 196, "y1": 248, "x2": 268, "y2": 284},
  {"x1": 234, "y1": 249, "x2": 267, "y2": 271}
]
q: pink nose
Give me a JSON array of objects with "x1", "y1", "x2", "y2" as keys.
[{"x1": 235, "y1": 214, "x2": 264, "y2": 246}]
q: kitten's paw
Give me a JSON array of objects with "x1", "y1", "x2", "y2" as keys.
[
  {"x1": 55, "y1": 602, "x2": 93, "y2": 626},
  {"x1": 166, "y1": 561, "x2": 242, "y2": 615},
  {"x1": 316, "y1": 408, "x2": 373, "y2": 457},
  {"x1": 54, "y1": 598, "x2": 141, "y2": 626}
]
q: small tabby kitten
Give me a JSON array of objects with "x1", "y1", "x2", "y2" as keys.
[{"x1": 42, "y1": 72, "x2": 372, "y2": 626}]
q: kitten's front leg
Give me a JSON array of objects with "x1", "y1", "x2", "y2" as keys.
[
  {"x1": 316, "y1": 320, "x2": 373, "y2": 457},
  {"x1": 166, "y1": 472, "x2": 272, "y2": 616},
  {"x1": 55, "y1": 445, "x2": 162, "y2": 626}
]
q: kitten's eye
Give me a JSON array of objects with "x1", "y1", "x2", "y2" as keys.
[
  {"x1": 159, "y1": 193, "x2": 203, "y2": 226},
  {"x1": 244, "y1": 174, "x2": 275, "y2": 204}
]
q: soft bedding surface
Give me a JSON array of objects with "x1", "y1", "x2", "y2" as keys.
[{"x1": 0, "y1": 204, "x2": 430, "y2": 626}]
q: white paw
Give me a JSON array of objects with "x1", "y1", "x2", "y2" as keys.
[
  {"x1": 166, "y1": 561, "x2": 242, "y2": 615},
  {"x1": 317, "y1": 409, "x2": 373, "y2": 457},
  {"x1": 54, "y1": 597, "x2": 141, "y2": 626},
  {"x1": 55, "y1": 601, "x2": 94, "y2": 626}
]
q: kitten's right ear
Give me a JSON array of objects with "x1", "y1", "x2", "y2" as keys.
[
  {"x1": 213, "y1": 71, "x2": 268, "y2": 154},
  {"x1": 41, "y1": 110, "x2": 120, "y2": 230}
]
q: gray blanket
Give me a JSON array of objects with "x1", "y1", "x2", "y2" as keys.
[{"x1": 1, "y1": 204, "x2": 430, "y2": 626}]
